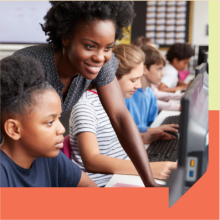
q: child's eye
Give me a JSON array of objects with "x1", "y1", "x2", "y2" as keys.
[
  {"x1": 131, "y1": 80, "x2": 136, "y2": 83},
  {"x1": 85, "y1": 44, "x2": 95, "y2": 50},
  {"x1": 46, "y1": 120, "x2": 53, "y2": 126}
]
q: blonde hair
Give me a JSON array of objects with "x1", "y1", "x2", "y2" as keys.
[{"x1": 112, "y1": 44, "x2": 145, "y2": 79}]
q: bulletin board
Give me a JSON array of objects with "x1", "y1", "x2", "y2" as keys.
[
  {"x1": 116, "y1": 26, "x2": 132, "y2": 45},
  {"x1": 145, "y1": 1, "x2": 192, "y2": 48}
]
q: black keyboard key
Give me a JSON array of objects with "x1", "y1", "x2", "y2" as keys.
[
  {"x1": 165, "y1": 147, "x2": 174, "y2": 159},
  {"x1": 159, "y1": 154, "x2": 166, "y2": 161},
  {"x1": 169, "y1": 150, "x2": 179, "y2": 162}
]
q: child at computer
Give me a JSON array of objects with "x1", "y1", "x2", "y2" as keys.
[
  {"x1": 142, "y1": 45, "x2": 183, "y2": 112},
  {"x1": 131, "y1": 38, "x2": 184, "y2": 111},
  {"x1": 0, "y1": 55, "x2": 97, "y2": 187},
  {"x1": 69, "y1": 44, "x2": 177, "y2": 187},
  {"x1": 158, "y1": 42, "x2": 195, "y2": 93},
  {"x1": 124, "y1": 45, "x2": 179, "y2": 133}
]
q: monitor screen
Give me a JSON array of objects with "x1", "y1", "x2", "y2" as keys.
[{"x1": 0, "y1": 1, "x2": 51, "y2": 44}]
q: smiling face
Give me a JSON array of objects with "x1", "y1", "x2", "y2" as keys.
[
  {"x1": 19, "y1": 90, "x2": 65, "y2": 158},
  {"x1": 144, "y1": 63, "x2": 164, "y2": 86},
  {"x1": 62, "y1": 19, "x2": 115, "y2": 80},
  {"x1": 117, "y1": 62, "x2": 144, "y2": 98}
]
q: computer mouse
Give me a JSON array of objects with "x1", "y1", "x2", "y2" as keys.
[{"x1": 165, "y1": 131, "x2": 179, "y2": 139}]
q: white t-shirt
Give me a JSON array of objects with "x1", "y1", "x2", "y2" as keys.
[
  {"x1": 69, "y1": 90, "x2": 127, "y2": 187},
  {"x1": 161, "y1": 63, "x2": 179, "y2": 88}
]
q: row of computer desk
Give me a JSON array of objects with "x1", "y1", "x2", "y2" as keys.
[
  {"x1": 105, "y1": 69, "x2": 209, "y2": 207},
  {"x1": 105, "y1": 74, "x2": 194, "y2": 188}
]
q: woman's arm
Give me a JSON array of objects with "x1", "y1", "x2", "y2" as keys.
[{"x1": 97, "y1": 78, "x2": 157, "y2": 187}]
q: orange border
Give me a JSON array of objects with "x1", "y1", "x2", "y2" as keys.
[
  {"x1": 0, "y1": 110, "x2": 219, "y2": 220},
  {"x1": 0, "y1": 0, "x2": 219, "y2": 218}
]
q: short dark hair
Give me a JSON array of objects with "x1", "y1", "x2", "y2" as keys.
[
  {"x1": 166, "y1": 43, "x2": 195, "y2": 62},
  {"x1": 132, "y1": 36, "x2": 154, "y2": 47},
  {"x1": 1, "y1": 55, "x2": 55, "y2": 120},
  {"x1": 41, "y1": 1, "x2": 135, "y2": 50},
  {"x1": 141, "y1": 45, "x2": 166, "y2": 70}
]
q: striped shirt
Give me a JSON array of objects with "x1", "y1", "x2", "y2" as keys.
[{"x1": 69, "y1": 90, "x2": 127, "y2": 187}]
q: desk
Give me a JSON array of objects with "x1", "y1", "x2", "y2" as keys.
[{"x1": 105, "y1": 110, "x2": 180, "y2": 187}]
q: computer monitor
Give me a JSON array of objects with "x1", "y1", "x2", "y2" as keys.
[
  {"x1": 204, "y1": 52, "x2": 208, "y2": 63},
  {"x1": 166, "y1": 167, "x2": 185, "y2": 207},
  {"x1": 178, "y1": 73, "x2": 208, "y2": 188},
  {"x1": 166, "y1": 73, "x2": 208, "y2": 206},
  {"x1": 198, "y1": 45, "x2": 208, "y2": 66},
  {"x1": 204, "y1": 52, "x2": 209, "y2": 74},
  {"x1": 195, "y1": 63, "x2": 207, "y2": 76},
  {"x1": 195, "y1": 63, "x2": 209, "y2": 95}
]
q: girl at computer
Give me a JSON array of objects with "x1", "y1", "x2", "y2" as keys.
[
  {"x1": 12, "y1": 1, "x2": 158, "y2": 187},
  {"x1": 69, "y1": 44, "x2": 177, "y2": 187},
  {"x1": 0, "y1": 55, "x2": 97, "y2": 187}
]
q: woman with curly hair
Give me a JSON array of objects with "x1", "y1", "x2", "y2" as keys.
[{"x1": 13, "y1": 1, "x2": 158, "y2": 187}]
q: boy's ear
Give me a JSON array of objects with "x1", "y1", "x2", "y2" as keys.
[
  {"x1": 4, "y1": 119, "x2": 21, "y2": 140},
  {"x1": 143, "y1": 64, "x2": 149, "y2": 76},
  {"x1": 61, "y1": 35, "x2": 70, "y2": 47}
]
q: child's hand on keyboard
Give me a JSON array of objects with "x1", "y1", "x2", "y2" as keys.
[
  {"x1": 150, "y1": 161, "x2": 177, "y2": 180},
  {"x1": 142, "y1": 129, "x2": 175, "y2": 144},
  {"x1": 157, "y1": 124, "x2": 179, "y2": 133}
]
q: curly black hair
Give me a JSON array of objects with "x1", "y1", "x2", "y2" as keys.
[
  {"x1": 41, "y1": 1, "x2": 135, "y2": 49},
  {"x1": 1, "y1": 55, "x2": 54, "y2": 118},
  {"x1": 166, "y1": 43, "x2": 195, "y2": 62}
]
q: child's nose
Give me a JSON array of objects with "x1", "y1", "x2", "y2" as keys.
[
  {"x1": 135, "y1": 79, "x2": 142, "y2": 89},
  {"x1": 57, "y1": 121, "x2": 65, "y2": 135}
]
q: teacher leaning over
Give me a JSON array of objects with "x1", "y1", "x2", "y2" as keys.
[{"x1": 13, "y1": 1, "x2": 159, "y2": 187}]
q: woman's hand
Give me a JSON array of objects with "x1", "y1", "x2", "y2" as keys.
[{"x1": 150, "y1": 161, "x2": 177, "y2": 180}]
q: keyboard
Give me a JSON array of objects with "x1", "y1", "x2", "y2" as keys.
[
  {"x1": 147, "y1": 115, "x2": 180, "y2": 162},
  {"x1": 161, "y1": 115, "x2": 180, "y2": 125}
]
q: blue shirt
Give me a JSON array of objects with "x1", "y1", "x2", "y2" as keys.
[
  {"x1": 0, "y1": 150, "x2": 82, "y2": 187},
  {"x1": 124, "y1": 87, "x2": 158, "y2": 133}
]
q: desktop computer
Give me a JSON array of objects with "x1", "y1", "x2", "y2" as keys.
[
  {"x1": 166, "y1": 73, "x2": 208, "y2": 207},
  {"x1": 178, "y1": 73, "x2": 208, "y2": 187},
  {"x1": 197, "y1": 46, "x2": 208, "y2": 66},
  {"x1": 195, "y1": 63, "x2": 207, "y2": 76},
  {"x1": 166, "y1": 167, "x2": 185, "y2": 207},
  {"x1": 146, "y1": 63, "x2": 208, "y2": 163},
  {"x1": 195, "y1": 62, "x2": 208, "y2": 95}
]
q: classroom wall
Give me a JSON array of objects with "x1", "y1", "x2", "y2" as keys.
[
  {"x1": 191, "y1": 1, "x2": 209, "y2": 46},
  {"x1": 0, "y1": 1, "x2": 209, "y2": 60}
]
